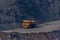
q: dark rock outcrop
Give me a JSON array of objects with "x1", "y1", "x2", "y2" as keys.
[{"x1": 0, "y1": 0, "x2": 60, "y2": 30}]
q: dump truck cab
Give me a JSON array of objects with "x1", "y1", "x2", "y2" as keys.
[{"x1": 22, "y1": 20, "x2": 36, "y2": 29}]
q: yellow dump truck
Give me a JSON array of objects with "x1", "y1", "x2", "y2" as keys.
[{"x1": 22, "y1": 20, "x2": 36, "y2": 29}]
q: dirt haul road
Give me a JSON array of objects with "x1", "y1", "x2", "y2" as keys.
[{"x1": 2, "y1": 20, "x2": 60, "y2": 33}]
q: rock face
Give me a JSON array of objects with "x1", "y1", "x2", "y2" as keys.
[
  {"x1": 0, "y1": 30, "x2": 60, "y2": 40},
  {"x1": 0, "y1": 0, "x2": 60, "y2": 30}
]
